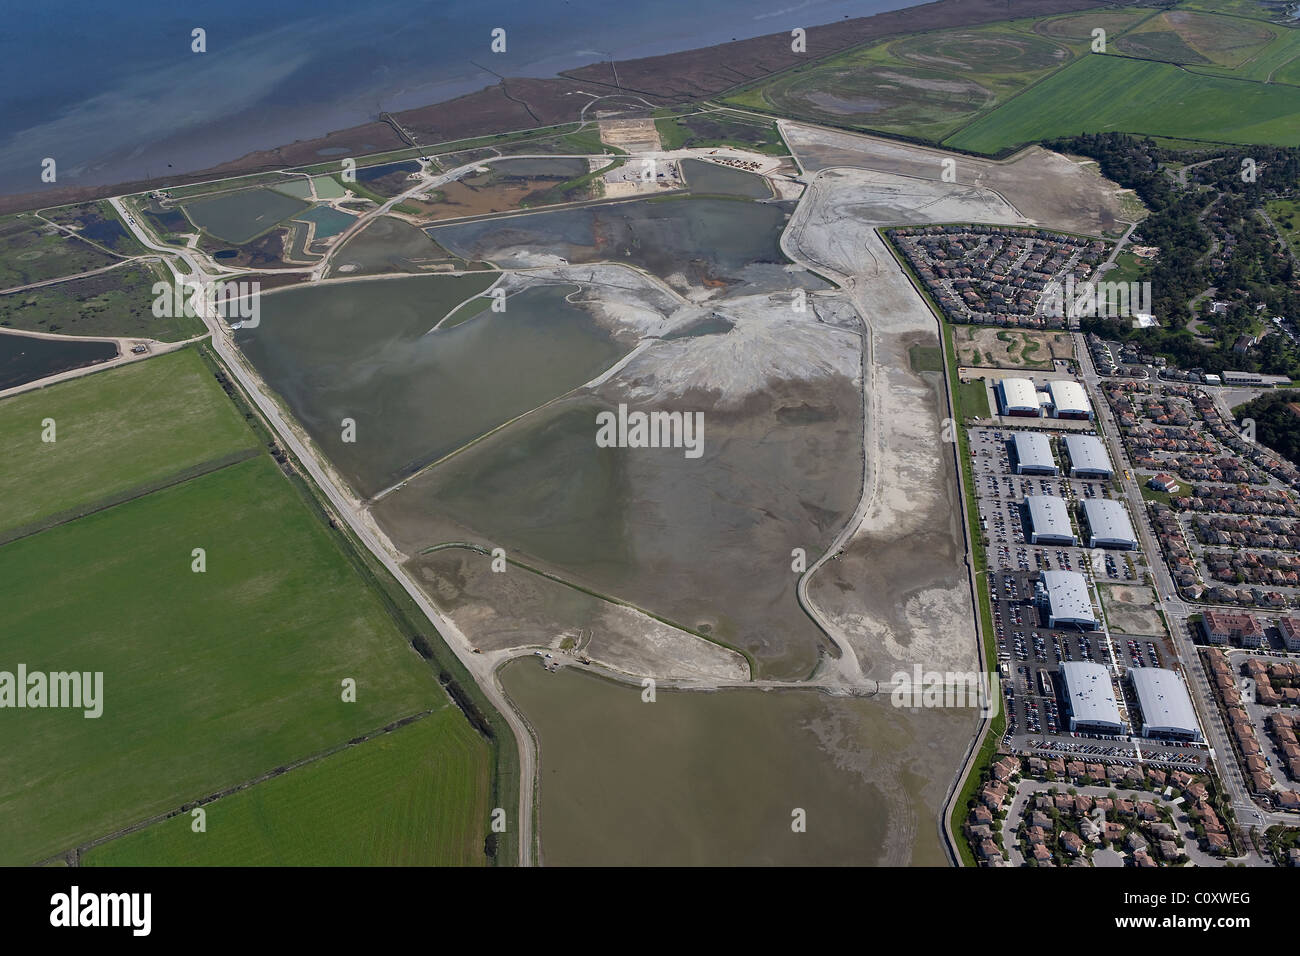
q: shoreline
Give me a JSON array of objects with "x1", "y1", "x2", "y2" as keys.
[{"x1": 0, "y1": 0, "x2": 1106, "y2": 217}]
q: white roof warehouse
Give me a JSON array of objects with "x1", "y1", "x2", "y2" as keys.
[
  {"x1": 1082, "y1": 498, "x2": 1138, "y2": 550},
  {"x1": 1060, "y1": 661, "x2": 1124, "y2": 734},
  {"x1": 998, "y1": 377, "x2": 1041, "y2": 417},
  {"x1": 1047, "y1": 379, "x2": 1092, "y2": 419},
  {"x1": 1063, "y1": 434, "x2": 1112, "y2": 478},
  {"x1": 1024, "y1": 495, "x2": 1076, "y2": 545},
  {"x1": 1037, "y1": 570, "x2": 1096, "y2": 630},
  {"x1": 1128, "y1": 668, "x2": 1202, "y2": 741},
  {"x1": 1012, "y1": 431, "x2": 1057, "y2": 475}
]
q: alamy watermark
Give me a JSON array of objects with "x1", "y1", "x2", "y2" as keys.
[
  {"x1": 0, "y1": 665, "x2": 103, "y2": 718},
  {"x1": 595, "y1": 403, "x2": 704, "y2": 459},
  {"x1": 1040, "y1": 275, "x2": 1152, "y2": 320},
  {"x1": 152, "y1": 277, "x2": 261, "y2": 329},
  {"x1": 890, "y1": 665, "x2": 999, "y2": 718}
]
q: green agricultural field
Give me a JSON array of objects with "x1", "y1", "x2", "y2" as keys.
[
  {"x1": 1176, "y1": 0, "x2": 1287, "y2": 21},
  {"x1": 84, "y1": 710, "x2": 490, "y2": 866},
  {"x1": 1115, "y1": 10, "x2": 1279, "y2": 68},
  {"x1": 0, "y1": 261, "x2": 203, "y2": 341},
  {"x1": 724, "y1": 20, "x2": 1079, "y2": 143},
  {"x1": 945, "y1": 53, "x2": 1300, "y2": 153},
  {"x1": 0, "y1": 454, "x2": 446, "y2": 865},
  {"x1": 0, "y1": 348, "x2": 257, "y2": 538}
]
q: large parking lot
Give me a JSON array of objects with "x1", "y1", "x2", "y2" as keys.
[
  {"x1": 970, "y1": 426, "x2": 1138, "y2": 584},
  {"x1": 973, "y1": 425, "x2": 1201, "y2": 765}
]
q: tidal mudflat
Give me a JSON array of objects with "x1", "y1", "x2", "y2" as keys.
[
  {"x1": 501, "y1": 658, "x2": 974, "y2": 866},
  {"x1": 429, "y1": 197, "x2": 823, "y2": 299}
]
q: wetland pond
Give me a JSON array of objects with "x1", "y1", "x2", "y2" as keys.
[
  {"x1": 236, "y1": 275, "x2": 630, "y2": 497},
  {"x1": 0, "y1": 330, "x2": 117, "y2": 390}
]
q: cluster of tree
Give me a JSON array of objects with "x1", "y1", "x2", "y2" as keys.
[
  {"x1": 1051, "y1": 134, "x2": 1300, "y2": 376},
  {"x1": 1234, "y1": 391, "x2": 1300, "y2": 467}
]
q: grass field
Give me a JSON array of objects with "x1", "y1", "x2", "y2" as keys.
[
  {"x1": 0, "y1": 454, "x2": 449, "y2": 865},
  {"x1": 723, "y1": 19, "x2": 1080, "y2": 142},
  {"x1": 1268, "y1": 198, "x2": 1300, "y2": 259},
  {"x1": 0, "y1": 349, "x2": 257, "y2": 538},
  {"x1": 0, "y1": 260, "x2": 204, "y2": 341},
  {"x1": 908, "y1": 343, "x2": 945, "y2": 373},
  {"x1": 945, "y1": 53, "x2": 1300, "y2": 153},
  {"x1": 655, "y1": 110, "x2": 789, "y2": 155},
  {"x1": 0, "y1": 214, "x2": 121, "y2": 288},
  {"x1": 1115, "y1": 10, "x2": 1279, "y2": 68},
  {"x1": 83, "y1": 710, "x2": 490, "y2": 866},
  {"x1": 955, "y1": 378, "x2": 992, "y2": 420},
  {"x1": 1033, "y1": 7, "x2": 1155, "y2": 42}
]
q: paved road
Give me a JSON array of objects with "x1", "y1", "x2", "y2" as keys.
[
  {"x1": 111, "y1": 197, "x2": 540, "y2": 866},
  {"x1": 1074, "y1": 332, "x2": 1276, "y2": 839}
]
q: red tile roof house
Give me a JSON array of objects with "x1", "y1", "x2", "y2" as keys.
[
  {"x1": 1274, "y1": 791, "x2": 1300, "y2": 811},
  {"x1": 1032, "y1": 843, "x2": 1054, "y2": 864},
  {"x1": 1060, "y1": 831, "x2": 1086, "y2": 856},
  {"x1": 991, "y1": 757, "x2": 1019, "y2": 782},
  {"x1": 981, "y1": 783, "x2": 1008, "y2": 810},
  {"x1": 1150, "y1": 474, "x2": 1180, "y2": 493}
]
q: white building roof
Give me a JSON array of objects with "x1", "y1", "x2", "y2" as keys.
[
  {"x1": 999, "y1": 377, "x2": 1039, "y2": 411},
  {"x1": 1040, "y1": 570, "x2": 1095, "y2": 626},
  {"x1": 1048, "y1": 379, "x2": 1091, "y2": 415},
  {"x1": 1064, "y1": 434, "x2": 1112, "y2": 474},
  {"x1": 1129, "y1": 668, "x2": 1201, "y2": 740},
  {"x1": 1024, "y1": 495, "x2": 1074, "y2": 541},
  {"x1": 1060, "y1": 661, "x2": 1123, "y2": 731},
  {"x1": 1083, "y1": 498, "x2": 1137, "y2": 547},
  {"x1": 1013, "y1": 431, "x2": 1056, "y2": 471}
]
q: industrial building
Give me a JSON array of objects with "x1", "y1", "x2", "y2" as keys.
[
  {"x1": 998, "y1": 378, "x2": 1041, "y2": 417},
  {"x1": 1081, "y1": 498, "x2": 1138, "y2": 550},
  {"x1": 1011, "y1": 431, "x2": 1058, "y2": 475},
  {"x1": 1047, "y1": 379, "x2": 1092, "y2": 420},
  {"x1": 1128, "y1": 668, "x2": 1202, "y2": 741},
  {"x1": 1036, "y1": 570, "x2": 1096, "y2": 630},
  {"x1": 1200, "y1": 608, "x2": 1264, "y2": 647},
  {"x1": 1059, "y1": 661, "x2": 1124, "y2": 734},
  {"x1": 1063, "y1": 434, "x2": 1112, "y2": 478},
  {"x1": 1024, "y1": 495, "x2": 1077, "y2": 545}
]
